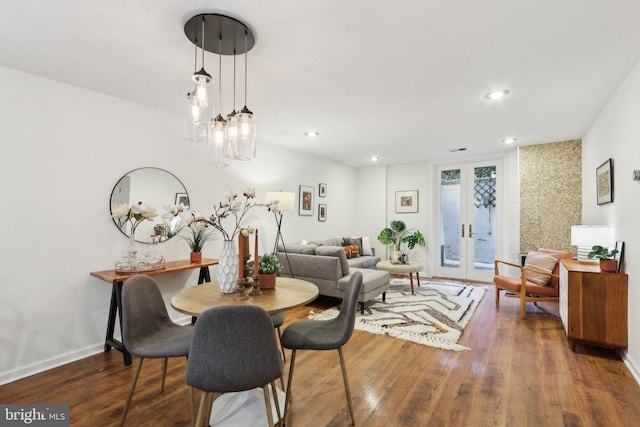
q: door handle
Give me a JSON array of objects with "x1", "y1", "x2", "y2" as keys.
[
  {"x1": 469, "y1": 224, "x2": 477, "y2": 237},
  {"x1": 461, "y1": 224, "x2": 465, "y2": 238}
]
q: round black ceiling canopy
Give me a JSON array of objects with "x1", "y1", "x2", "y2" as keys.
[{"x1": 184, "y1": 13, "x2": 255, "y2": 55}]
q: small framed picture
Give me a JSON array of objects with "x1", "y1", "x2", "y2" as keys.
[
  {"x1": 299, "y1": 185, "x2": 314, "y2": 216},
  {"x1": 175, "y1": 192, "x2": 190, "y2": 208},
  {"x1": 395, "y1": 190, "x2": 418, "y2": 213},
  {"x1": 596, "y1": 158, "x2": 613, "y2": 205},
  {"x1": 319, "y1": 183, "x2": 327, "y2": 197},
  {"x1": 318, "y1": 204, "x2": 327, "y2": 221}
]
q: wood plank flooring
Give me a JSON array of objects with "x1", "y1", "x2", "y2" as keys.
[{"x1": 2, "y1": 282, "x2": 640, "y2": 426}]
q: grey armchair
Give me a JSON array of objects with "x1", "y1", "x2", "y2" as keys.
[{"x1": 281, "y1": 271, "x2": 363, "y2": 426}]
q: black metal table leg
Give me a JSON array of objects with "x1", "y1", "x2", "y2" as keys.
[{"x1": 104, "y1": 280, "x2": 132, "y2": 366}]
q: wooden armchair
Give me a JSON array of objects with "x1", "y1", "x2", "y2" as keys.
[{"x1": 494, "y1": 248, "x2": 573, "y2": 319}]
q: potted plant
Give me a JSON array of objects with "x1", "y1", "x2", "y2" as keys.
[
  {"x1": 258, "y1": 254, "x2": 282, "y2": 289},
  {"x1": 587, "y1": 245, "x2": 619, "y2": 272},
  {"x1": 153, "y1": 224, "x2": 166, "y2": 236},
  {"x1": 377, "y1": 220, "x2": 426, "y2": 263},
  {"x1": 179, "y1": 222, "x2": 216, "y2": 262}
]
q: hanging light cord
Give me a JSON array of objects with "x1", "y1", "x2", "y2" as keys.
[
  {"x1": 244, "y1": 28, "x2": 248, "y2": 107},
  {"x1": 218, "y1": 34, "x2": 223, "y2": 114},
  {"x1": 200, "y1": 17, "x2": 206, "y2": 70}
]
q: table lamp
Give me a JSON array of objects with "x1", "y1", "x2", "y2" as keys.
[{"x1": 570, "y1": 225, "x2": 614, "y2": 261}]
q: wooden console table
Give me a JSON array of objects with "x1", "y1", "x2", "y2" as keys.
[
  {"x1": 559, "y1": 259, "x2": 628, "y2": 357},
  {"x1": 90, "y1": 258, "x2": 218, "y2": 365}
]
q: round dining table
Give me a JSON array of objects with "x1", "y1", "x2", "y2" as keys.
[{"x1": 171, "y1": 276, "x2": 319, "y2": 317}]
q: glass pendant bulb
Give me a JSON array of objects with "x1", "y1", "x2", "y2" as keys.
[
  {"x1": 208, "y1": 114, "x2": 229, "y2": 167},
  {"x1": 236, "y1": 105, "x2": 255, "y2": 160},
  {"x1": 225, "y1": 110, "x2": 239, "y2": 159}
]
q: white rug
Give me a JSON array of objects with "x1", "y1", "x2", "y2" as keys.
[{"x1": 311, "y1": 278, "x2": 486, "y2": 351}]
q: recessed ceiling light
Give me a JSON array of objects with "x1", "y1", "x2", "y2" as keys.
[
  {"x1": 502, "y1": 137, "x2": 518, "y2": 144},
  {"x1": 304, "y1": 131, "x2": 319, "y2": 137},
  {"x1": 369, "y1": 155, "x2": 380, "y2": 162},
  {"x1": 484, "y1": 89, "x2": 510, "y2": 100}
]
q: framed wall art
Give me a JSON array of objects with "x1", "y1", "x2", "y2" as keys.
[
  {"x1": 319, "y1": 183, "x2": 327, "y2": 197},
  {"x1": 596, "y1": 158, "x2": 613, "y2": 205},
  {"x1": 318, "y1": 204, "x2": 327, "y2": 221},
  {"x1": 395, "y1": 190, "x2": 418, "y2": 213},
  {"x1": 299, "y1": 185, "x2": 314, "y2": 216},
  {"x1": 175, "y1": 192, "x2": 190, "y2": 208}
]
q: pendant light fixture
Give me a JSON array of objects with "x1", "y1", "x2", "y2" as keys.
[
  {"x1": 185, "y1": 37, "x2": 206, "y2": 142},
  {"x1": 236, "y1": 28, "x2": 256, "y2": 160},
  {"x1": 183, "y1": 13, "x2": 256, "y2": 165},
  {"x1": 209, "y1": 34, "x2": 228, "y2": 167},
  {"x1": 192, "y1": 16, "x2": 211, "y2": 122}
]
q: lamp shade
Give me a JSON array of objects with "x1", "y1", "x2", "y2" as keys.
[
  {"x1": 570, "y1": 225, "x2": 614, "y2": 247},
  {"x1": 266, "y1": 191, "x2": 295, "y2": 212}
]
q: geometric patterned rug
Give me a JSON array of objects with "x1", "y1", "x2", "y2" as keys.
[{"x1": 310, "y1": 278, "x2": 486, "y2": 351}]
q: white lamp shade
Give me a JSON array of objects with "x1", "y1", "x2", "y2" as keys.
[
  {"x1": 570, "y1": 225, "x2": 614, "y2": 247},
  {"x1": 266, "y1": 191, "x2": 295, "y2": 212}
]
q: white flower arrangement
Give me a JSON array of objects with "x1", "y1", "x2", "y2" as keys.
[{"x1": 111, "y1": 202, "x2": 158, "y2": 236}]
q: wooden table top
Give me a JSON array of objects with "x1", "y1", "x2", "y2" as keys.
[
  {"x1": 90, "y1": 258, "x2": 219, "y2": 283},
  {"x1": 171, "y1": 277, "x2": 319, "y2": 317}
]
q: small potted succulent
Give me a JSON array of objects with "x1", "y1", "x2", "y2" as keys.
[
  {"x1": 258, "y1": 254, "x2": 282, "y2": 289},
  {"x1": 587, "y1": 245, "x2": 619, "y2": 272}
]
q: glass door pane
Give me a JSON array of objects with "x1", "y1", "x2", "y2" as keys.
[
  {"x1": 471, "y1": 165, "x2": 496, "y2": 271},
  {"x1": 440, "y1": 168, "x2": 462, "y2": 270}
]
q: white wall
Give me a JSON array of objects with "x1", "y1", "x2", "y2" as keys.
[
  {"x1": 0, "y1": 66, "x2": 358, "y2": 385},
  {"x1": 582, "y1": 59, "x2": 640, "y2": 383},
  {"x1": 385, "y1": 163, "x2": 432, "y2": 275}
]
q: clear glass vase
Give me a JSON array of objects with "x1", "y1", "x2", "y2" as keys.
[{"x1": 217, "y1": 239, "x2": 239, "y2": 293}]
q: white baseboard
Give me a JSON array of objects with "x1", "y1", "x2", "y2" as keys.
[
  {"x1": 0, "y1": 343, "x2": 105, "y2": 386},
  {"x1": 623, "y1": 351, "x2": 640, "y2": 386}
]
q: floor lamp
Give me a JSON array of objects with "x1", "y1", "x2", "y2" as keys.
[{"x1": 266, "y1": 191, "x2": 296, "y2": 277}]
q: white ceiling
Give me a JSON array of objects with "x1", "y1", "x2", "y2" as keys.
[{"x1": 3, "y1": 0, "x2": 640, "y2": 167}]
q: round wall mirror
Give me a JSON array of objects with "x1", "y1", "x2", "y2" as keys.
[{"x1": 110, "y1": 167, "x2": 189, "y2": 243}]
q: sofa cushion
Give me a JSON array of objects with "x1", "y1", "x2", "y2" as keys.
[
  {"x1": 315, "y1": 246, "x2": 350, "y2": 276},
  {"x1": 347, "y1": 256, "x2": 379, "y2": 269},
  {"x1": 282, "y1": 244, "x2": 318, "y2": 255},
  {"x1": 524, "y1": 251, "x2": 558, "y2": 286},
  {"x1": 337, "y1": 268, "x2": 389, "y2": 294}
]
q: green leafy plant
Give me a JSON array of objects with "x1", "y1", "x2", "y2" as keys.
[
  {"x1": 179, "y1": 222, "x2": 216, "y2": 252},
  {"x1": 377, "y1": 220, "x2": 426, "y2": 251},
  {"x1": 258, "y1": 254, "x2": 282, "y2": 274},
  {"x1": 587, "y1": 245, "x2": 619, "y2": 260}
]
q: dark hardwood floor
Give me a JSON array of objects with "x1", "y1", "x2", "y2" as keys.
[{"x1": 2, "y1": 281, "x2": 639, "y2": 426}]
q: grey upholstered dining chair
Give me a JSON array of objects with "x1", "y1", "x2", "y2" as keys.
[
  {"x1": 187, "y1": 305, "x2": 284, "y2": 427},
  {"x1": 120, "y1": 275, "x2": 195, "y2": 427},
  {"x1": 281, "y1": 271, "x2": 363, "y2": 426}
]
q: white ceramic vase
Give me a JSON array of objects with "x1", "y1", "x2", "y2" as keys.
[{"x1": 217, "y1": 239, "x2": 239, "y2": 294}]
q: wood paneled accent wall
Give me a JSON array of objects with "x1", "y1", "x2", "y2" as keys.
[{"x1": 519, "y1": 140, "x2": 582, "y2": 253}]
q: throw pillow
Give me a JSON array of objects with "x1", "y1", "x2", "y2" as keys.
[
  {"x1": 342, "y1": 246, "x2": 352, "y2": 259},
  {"x1": 343, "y1": 237, "x2": 364, "y2": 256},
  {"x1": 346, "y1": 244, "x2": 360, "y2": 258},
  {"x1": 524, "y1": 251, "x2": 558, "y2": 286},
  {"x1": 361, "y1": 236, "x2": 373, "y2": 256}
]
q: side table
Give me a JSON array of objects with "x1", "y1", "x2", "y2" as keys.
[
  {"x1": 376, "y1": 260, "x2": 423, "y2": 294},
  {"x1": 90, "y1": 258, "x2": 218, "y2": 365}
]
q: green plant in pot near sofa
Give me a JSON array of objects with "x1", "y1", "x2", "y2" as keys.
[
  {"x1": 587, "y1": 245, "x2": 619, "y2": 272},
  {"x1": 258, "y1": 254, "x2": 282, "y2": 289},
  {"x1": 377, "y1": 220, "x2": 426, "y2": 263}
]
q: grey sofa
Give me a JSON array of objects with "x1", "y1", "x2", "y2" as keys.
[{"x1": 277, "y1": 238, "x2": 389, "y2": 312}]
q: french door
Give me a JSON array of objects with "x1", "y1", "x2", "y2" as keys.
[{"x1": 435, "y1": 160, "x2": 501, "y2": 282}]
